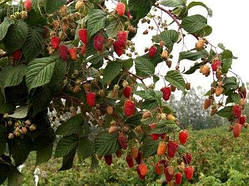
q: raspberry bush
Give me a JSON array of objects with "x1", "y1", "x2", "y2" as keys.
[{"x1": 0, "y1": 0, "x2": 247, "y2": 185}]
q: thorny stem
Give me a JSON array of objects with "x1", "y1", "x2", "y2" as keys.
[{"x1": 127, "y1": 71, "x2": 148, "y2": 88}]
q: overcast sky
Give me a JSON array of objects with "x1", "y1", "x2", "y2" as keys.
[{"x1": 127, "y1": 0, "x2": 249, "y2": 91}]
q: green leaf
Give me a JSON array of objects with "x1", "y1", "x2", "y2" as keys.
[
  {"x1": 9, "y1": 137, "x2": 31, "y2": 166},
  {"x1": 128, "y1": 0, "x2": 156, "y2": 25},
  {"x1": 8, "y1": 105, "x2": 28, "y2": 119},
  {"x1": 54, "y1": 135, "x2": 78, "y2": 158},
  {"x1": 125, "y1": 114, "x2": 142, "y2": 127},
  {"x1": 121, "y1": 58, "x2": 133, "y2": 70},
  {"x1": 36, "y1": 143, "x2": 53, "y2": 165},
  {"x1": 160, "y1": 0, "x2": 185, "y2": 7},
  {"x1": 150, "y1": 120, "x2": 179, "y2": 134},
  {"x1": 78, "y1": 137, "x2": 95, "y2": 160},
  {"x1": 231, "y1": 93, "x2": 241, "y2": 104},
  {"x1": 23, "y1": 27, "x2": 44, "y2": 62},
  {"x1": 179, "y1": 50, "x2": 208, "y2": 61},
  {"x1": 59, "y1": 147, "x2": 76, "y2": 171},
  {"x1": 56, "y1": 114, "x2": 84, "y2": 136},
  {"x1": 26, "y1": 56, "x2": 59, "y2": 91},
  {"x1": 0, "y1": 17, "x2": 14, "y2": 41},
  {"x1": 181, "y1": 14, "x2": 207, "y2": 33},
  {"x1": 216, "y1": 106, "x2": 233, "y2": 119},
  {"x1": 106, "y1": 17, "x2": 122, "y2": 38},
  {"x1": 165, "y1": 70, "x2": 185, "y2": 92},
  {"x1": 156, "y1": 30, "x2": 179, "y2": 52},
  {"x1": 46, "y1": 0, "x2": 66, "y2": 14},
  {"x1": 49, "y1": 57, "x2": 66, "y2": 89},
  {"x1": 221, "y1": 50, "x2": 233, "y2": 73},
  {"x1": 87, "y1": 9, "x2": 106, "y2": 37},
  {"x1": 8, "y1": 168, "x2": 23, "y2": 186},
  {"x1": 184, "y1": 62, "x2": 202, "y2": 74},
  {"x1": 0, "y1": 125, "x2": 6, "y2": 156},
  {"x1": 187, "y1": 1, "x2": 213, "y2": 16},
  {"x1": 0, "y1": 65, "x2": 26, "y2": 89},
  {"x1": 3, "y1": 20, "x2": 28, "y2": 53},
  {"x1": 0, "y1": 92, "x2": 15, "y2": 114},
  {"x1": 103, "y1": 61, "x2": 122, "y2": 84},
  {"x1": 135, "y1": 56, "x2": 155, "y2": 77},
  {"x1": 140, "y1": 136, "x2": 159, "y2": 158},
  {"x1": 194, "y1": 25, "x2": 212, "y2": 37},
  {"x1": 224, "y1": 77, "x2": 238, "y2": 94},
  {"x1": 95, "y1": 132, "x2": 119, "y2": 156}
]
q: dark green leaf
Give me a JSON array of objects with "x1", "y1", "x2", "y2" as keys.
[
  {"x1": 78, "y1": 137, "x2": 95, "y2": 160},
  {"x1": 0, "y1": 65, "x2": 26, "y2": 89},
  {"x1": 23, "y1": 27, "x2": 44, "y2": 62},
  {"x1": 125, "y1": 114, "x2": 142, "y2": 127},
  {"x1": 87, "y1": 9, "x2": 106, "y2": 37},
  {"x1": 3, "y1": 20, "x2": 28, "y2": 53},
  {"x1": 103, "y1": 61, "x2": 122, "y2": 84},
  {"x1": 187, "y1": 1, "x2": 212, "y2": 16},
  {"x1": 36, "y1": 143, "x2": 53, "y2": 165},
  {"x1": 179, "y1": 50, "x2": 208, "y2": 61},
  {"x1": 135, "y1": 56, "x2": 155, "y2": 77},
  {"x1": 0, "y1": 125, "x2": 6, "y2": 156},
  {"x1": 46, "y1": 0, "x2": 66, "y2": 14},
  {"x1": 0, "y1": 17, "x2": 14, "y2": 41},
  {"x1": 59, "y1": 147, "x2": 76, "y2": 171},
  {"x1": 140, "y1": 136, "x2": 159, "y2": 158},
  {"x1": 216, "y1": 106, "x2": 233, "y2": 119},
  {"x1": 95, "y1": 132, "x2": 119, "y2": 156},
  {"x1": 156, "y1": 30, "x2": 179, "y2": 52},
  {"x1": 181, "y1": 14, "x2": 207, "y2": 33},
  {"x1": 194, "y1": 25, "x2": 212, "y2": 37},
  {"x1": 54, "y1": 135, "x2": 78, "y2": 158},
  {"x1": 184, "y1": 62, "x2": 203, "y2": 74},
  {"x1": 150, "y1": 120, "x2": 179, "y2": 134},
  {"x1": 56, "y1": 114, "x2": 84, "y2": 136},
  {"x1": 26, "y1": 56, "x2": 59, "y2": 92},
  {"x1": 106, "y1": 17, "x2": 122, "y2": 38},
  {"x1": 160, "y1": 0, "x2": 185, "y2": 7},
  {"x1": 165, "y1": 70, "x2": 185, "y2": 92}
]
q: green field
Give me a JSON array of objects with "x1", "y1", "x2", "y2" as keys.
[{"x1": 17, "y1": 126, "x2": 249, "y2": 186}]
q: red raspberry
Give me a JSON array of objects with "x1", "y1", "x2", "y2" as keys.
[
  {"x1": 50, "y1": 36, "x2": 60, "y2": 49},
  {"x1": 124, "y1": 100, "x2": 135, "y2": 117},
  {"x1": 135, "y1": 151, "x2": 142, "y2": 164},
  {"x1": 113, "y1": 41, "x2": 125, "y2": 56},
  {"x1": 155, "y1": 159, "x2": 167, "y2": 175},
  {"x1": 211, "y1": 59, "x2": 221, "y2": 71},
  {"x1": 183, "y1": 153, "x2": 192, "y2": 164},
  {"x1": 148, "y1": 45, "x2": 157, "y2": 58},
  {"x1": 175, "y1": 172, "x2": 183, "y2": 184},
  {"x1": 137, "y1": 163, "x2": 148, "y2": 180},
  {"x1": 78, "y1": 29, "x2": 88, "y2": 44},
  {"x1": 93, "y1": 34, "x2": 105, "y2": 51},
  {"x1": 233, "y1": 123, "x2": 242, "y2": 138},
  {"x1": 179, "y1": 130, "x2": 189, "y2": 145},
  {"x1": 59, "y1": 45, "x2": 68, "y2": 61},
  {"x1": 104, "y1": 154, "x2": 112, "y2": 166},
  {"x1": 118, "y1": 133, "x2": 128, "y2": 150},
  {"x1": 123, "y1": 86, "x2": 132, "y2": 98},
  {"x1": 150, "y1": 123, "x2": 157, "y2": 130},
  {"x1": 161, "y1": 87, "x2": 171, "y2": 101},
  {"x1": 12, "y1": 50, "x2": 22, "y2": 61},
  {"x1": 151, "y1": 134, "x2": 160, "y2": 141},
  {"x1": 164, "y1": 167, "x2": 173, "y2": 182},
  {"x1": 184, "y1": 166, "x2": 194, "y2": 180},
  {"x1": 232, "y1": 104, "x2": 242, "y2": 118},
  {"x1": 126, "y1": 10, "x2": 132, "y2": 19},
  {"x1": 167, "y1": 141, "x2": 178, "y2": 158},
  {"x1": 24, "y1": 0, "x2": 32, "y2": 12},
  {"x1": 68, "y1": 48, "x2": 77, "y2": 61},
  {"x1": 238, "y1": 86, "x2": 247, "y2": 98},
  {"x1": 86, "y1": 92, "x2": 96, "y2": 107},
  {"x1": 239, "y1": 115, "x2": 247, "y2": 125},
  {"x1": 116, "y1": 31, "x2": 128, "y2": 47},
  {"x1": 81, "y1": 43, "x2": 86, "y2": 55},
  {"x1": 116, "y1": 2, "x2": 126, "y2": 16},
  {"x1": 126, "y1": 154, "x2": 134, "y2": 168}
]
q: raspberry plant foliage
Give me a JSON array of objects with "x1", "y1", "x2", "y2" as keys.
[{"x1": 0, "y1": 0, "x2": 247, "y2": 184}]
